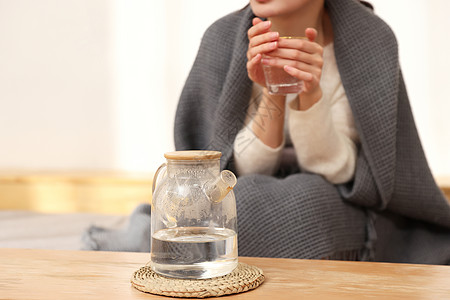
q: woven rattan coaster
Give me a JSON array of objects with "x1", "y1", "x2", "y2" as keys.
[{"x1": 131, "y1": 263, "x2": 265, "y2": 298}]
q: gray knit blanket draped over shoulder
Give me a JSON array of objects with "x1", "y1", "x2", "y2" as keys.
[{"x1": 83, "y1": 0, "x2": 450, "y2": 264}]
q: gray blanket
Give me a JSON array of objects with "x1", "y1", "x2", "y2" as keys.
[
  {"x1": 84, "y1": 0, "x2": 450, "y2": 263},
  {"x1": 173, "y1": 0, "x2": 450, "y2": 263}
]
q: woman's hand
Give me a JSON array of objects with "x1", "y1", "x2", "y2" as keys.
[
  {"x1": 261, "y1": 28, "x2": 324, "y2": 108},
  {"x1": 246, "y1": 18, "x2": 279, "y2": 87}
]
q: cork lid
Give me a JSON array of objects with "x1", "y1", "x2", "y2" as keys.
[{"x1": 164, "y1": 150, "x2": 222, "y2": 161}]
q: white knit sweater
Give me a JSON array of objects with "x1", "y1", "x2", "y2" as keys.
[{"x1": 233, "y1": 43, "x2": 359, "y2": 184}]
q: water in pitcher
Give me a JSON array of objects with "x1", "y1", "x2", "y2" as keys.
[{"x1": 151, "y1": 227, "x2": 238, "y2": 279}]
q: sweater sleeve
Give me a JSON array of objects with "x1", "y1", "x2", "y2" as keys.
[
  {"x1": 233, "y1": 120, "x2": 285, "y2": 176},
  {"x1": 287, "y1": 45, "x2": 359, "y2": 184},
  {"x1": 232, "y1": 84, "x2": 285, "y2": 176},
  {"x1": 288, "y1": 92, "x2": 358, "y2": 184}
]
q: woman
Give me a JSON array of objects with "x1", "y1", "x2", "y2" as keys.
[
  {"x1": 84, "y1": 0, "x2": 449, "y2": 263},
  {"x1": 174, "y1": 0, "x2": 450, "y2": 263},
  {"x1": 235, "y1": 0, "x2": 356, "y2": 184}
]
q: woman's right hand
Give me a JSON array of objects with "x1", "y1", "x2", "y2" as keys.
[{"x1": 246, "y1": 18, "x2": 279, "y2": 87}]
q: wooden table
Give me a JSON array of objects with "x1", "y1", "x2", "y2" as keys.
[{"x1": 1, "y1": 248, "x2": 449, "y2": 299}]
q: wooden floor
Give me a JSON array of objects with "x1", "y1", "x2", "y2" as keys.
[
  {"x1": 0, "y1": 172, "x2": 448, "y2": 215},
  {"x1": 436, "y1": 176, "x2": 450, "y2": 201},
  {"x1": 0, "y1": 171, "x2": 153, "y2": 215}
]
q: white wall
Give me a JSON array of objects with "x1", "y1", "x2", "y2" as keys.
[
  {"x1": 0, "y1": 0, "x2": 115, "y2": 170},
  {"x1": 111, "y1": 0, "x2": 248, "y2": 171},
  {"x1": 0, "y1": 0, "x2": 247, "y2": 172},
  {"x1": 370, "y1": 0, "x2": 450, "y2": 176},
  {"x1": 0, "y1": 0, "x2": 449, "y2": 176}
]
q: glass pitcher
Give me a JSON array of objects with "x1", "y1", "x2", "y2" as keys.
[{"x1": 151, "y1": 150, "x2": 238, "y2": 279}]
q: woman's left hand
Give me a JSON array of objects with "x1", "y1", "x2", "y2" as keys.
[{"x1": 261, "y1": 28, "x2": 324, "y2": 105}]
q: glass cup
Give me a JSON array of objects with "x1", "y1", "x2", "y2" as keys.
[{"x1": 262, "y1": 36, "x2": 307, "y2": 95}]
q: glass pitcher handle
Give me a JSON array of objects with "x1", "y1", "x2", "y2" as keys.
[{"x1": 152, "y1": 163, "x2": 167, "y2": 195}]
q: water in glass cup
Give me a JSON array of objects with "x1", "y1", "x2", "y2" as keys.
[
  {"x1": 151, "y1": 227, "x2": 238, "y2": 279},
  {"x1": 263, "y1": 63, "x2": 304, "y2": 95}
]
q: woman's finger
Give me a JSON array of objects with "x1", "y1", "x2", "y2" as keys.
[
  {"x1": 247, "y1": 41, "x2": 278, "y2": 59},
  {"x1": 246, "y1": 53, "x2": 266, "y2": 87},
  {"x1": 284, "y1": 65, "x2": 314, "y2": 82},
  {"x1": 263, "y1": 59, "x2": 322, "y2": 83},
  {"x1": 305, "y1": 28, "x2": 318, "y2": 42},
  {"x1": 249, "y1": 31, "x2": 279, "y2": 48},
  {"x1": 277, "y1": 38, "x2": 322, "y2": 55},
  {"x1": 247, "y1": 20, "x2": 271, "y2": 39},
  {"x1": 265, "y1": 48, "x2": 323, "y2": 67},
  {"x1": 252, "y1": 17, "x2": 263, "y2": 26},
  {"x1": 247, "y1": 53, "x2": 262, "y2": 70},
  {"x1": 262, "y1": 56, "x2": 319, "y2": 75}
]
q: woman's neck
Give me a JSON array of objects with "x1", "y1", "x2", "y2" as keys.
[{"x1": 268, "y1": 1, "x2": 331, "y2": 46}]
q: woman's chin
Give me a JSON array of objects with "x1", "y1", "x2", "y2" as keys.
[{"x1": 250, "y1": 7, "x2": 277, "y2": 19}]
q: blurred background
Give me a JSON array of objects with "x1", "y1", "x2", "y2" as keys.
[
  {"x1": 1, "y1": 0, "x2": 449, "y2": 251},
  {"x1": 0, "y1": 0, "x2": 449, "y2": 176}
]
